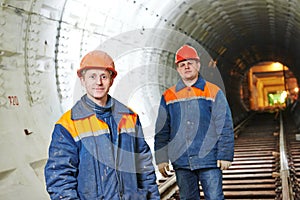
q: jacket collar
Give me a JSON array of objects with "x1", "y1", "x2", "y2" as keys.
[
  {"x1": 71, "y1": 94, "x2": 134, "y2": 121},
  {"x1": 175, "y1": 74, "x2": 206, "y2": 92}
]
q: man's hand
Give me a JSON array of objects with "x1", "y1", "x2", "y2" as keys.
[
  {"x1": 158, "y1": 162, "x2": 170, "y2": 177},
  {"x1": 217, "y1": 160, "x2": 231, "y2": 170}
]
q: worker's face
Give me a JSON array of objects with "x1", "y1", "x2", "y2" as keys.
[
  {"x1": 176, "y1": 59, "x2": 200, "y2": 81},
  {"x1": 80, "y1": 68, "x2": 113, "y2": 104}
]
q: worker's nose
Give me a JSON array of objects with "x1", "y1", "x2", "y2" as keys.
[{"x1": 96, "y1": 76, "x2": 103, "y2": 85}]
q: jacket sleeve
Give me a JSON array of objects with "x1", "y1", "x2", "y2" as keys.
[
  {"x1": 213, "y1": 91, "x2": 235, "y2": 161},
  {"x1": 154, "y1": 96, "x2": 170, "y2": 164},
  {"x1": 44, "y1": 124, "x2": 80, "y2": 200},
  {"x1": 135, "y1": 117, "x2": 160, "y2": 200}
]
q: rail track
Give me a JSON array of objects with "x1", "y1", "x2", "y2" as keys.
[
  {"x1": 158, "y1": 111, "x2": 298, "y2": 200},
  {"x1": 285, "y1": 111, "x2": 300, "y2": 200}
]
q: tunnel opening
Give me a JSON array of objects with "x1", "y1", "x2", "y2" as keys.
[{"x1": 240, "y1": 61, "x2": 299, "y2": 112}]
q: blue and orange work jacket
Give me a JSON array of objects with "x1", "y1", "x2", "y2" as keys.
[
  {"x1": 154, "y1": 76, "x2": 234, "y2": 170},
  {"x1": 45, "y1": 95, "x2": 159, "y2": 200}
]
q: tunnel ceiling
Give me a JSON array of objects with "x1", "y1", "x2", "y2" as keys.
[{"x1": 161, "y1": 0, "x2": 300, "y2": 78}]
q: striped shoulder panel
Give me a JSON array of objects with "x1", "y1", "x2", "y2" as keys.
[
  {"x1": 163, "y1": 82, "x2": 220, "y2": 105},
  {"x1": 56, "y1": 110, "x2": 109, "y2": 142},
  {"x1": 163, "y1": 85, "x2": 177, "y2": 105},
  {"x1": 56, "y1": 110, "x2": 78, "y2": 138},
  {"x1": 118, "y1": 113, "x2": 137, "y2": 133},
  {"x1": 205, "y1": 81, "x2": 220, "y2": 100}
]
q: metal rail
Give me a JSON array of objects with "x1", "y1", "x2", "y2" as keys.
[
  {"x1": 233, "y1": 112, "x2": 255, "y2": 138},
  {"x1": 158, "y1": 174, "x2": 177, "y2": 200},
  {"x1": 279, "y1": 111, "x2": 293, "y2": 200}
]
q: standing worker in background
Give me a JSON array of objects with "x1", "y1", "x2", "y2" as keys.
[
  {"x1": 154, "y1": 45, "x2": 234, "y2": 200},
  {"x1": 44, "y1": 50, "x2": 160, "y2": 200}
]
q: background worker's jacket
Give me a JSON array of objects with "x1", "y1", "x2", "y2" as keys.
[
  {"x1": 45, "y1": 95, "x2": 160, "y2": 200},
  {"x1": 154, "y1": 76, "x2": 234, "y2": 170}
]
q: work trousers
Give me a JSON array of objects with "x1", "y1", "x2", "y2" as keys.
[{"x1": 175, "y1": 168, "x2": 224, "y2": 200}]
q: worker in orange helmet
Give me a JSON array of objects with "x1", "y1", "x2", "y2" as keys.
[
  {"x1": 45, "y1": 50, "x2": 160, "y2": 200},
  {"x1": 154, "y1": 45, "x2": 234, "y2": 200}
]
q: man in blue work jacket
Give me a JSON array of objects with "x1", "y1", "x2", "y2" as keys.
[
  {"x1": 154, "y1": 44, "x2": 234, "y2": 200},
  {"x1": 45, "y1": 50, "x2": 160, "y2": 200}
]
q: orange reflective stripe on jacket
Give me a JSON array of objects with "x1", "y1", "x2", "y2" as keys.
[
  {"x1": 56, "y1": 110, "x2": 138, "y2": 142},
  {"x1": 118, "y1": 113, "x2": 137, "y2": 133},
  {"x1": 164, "y1": 81, "x2": 220, "y2": 105}
]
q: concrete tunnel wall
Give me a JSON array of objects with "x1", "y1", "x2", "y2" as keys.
[{"x1": 1, "y1": 0, "x2": 300, "y2": 199}]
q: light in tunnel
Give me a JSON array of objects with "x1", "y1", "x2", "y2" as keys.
[
  {"x1": 281, "y1": 91, "x2": 287, "y2": 103},
  {"x1": 243, "y1": 61, "x2": 299, "y2": 111},
  {"x1": 271, "y1": 62, "x2": 283, "y2": 70},
  {"x1": 268, "y1": 90, "x2": 287, "y2": 106}
]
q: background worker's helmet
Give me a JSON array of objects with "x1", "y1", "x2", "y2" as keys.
[
  {"x1": 175, "y1": 45, "x2": 200, "y2": 64},
  {"x1": 77, "y1": 50, "x2": 118, "y2": 78}
]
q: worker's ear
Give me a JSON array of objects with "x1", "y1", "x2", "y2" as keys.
[
  {"x1": 78, "y1": 77, "x2": 87, "y2": 93},
  {"x1": 196, "y1": 61, "x2": 201, "y2": 71},
  {"x1": 110, "y1": 78, "x2": 114, "y2": 86},
  {"x1": 79, "y1": 76, "x2": 85, "y2": 86}
]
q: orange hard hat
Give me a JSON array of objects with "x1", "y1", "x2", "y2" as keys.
[
  {"x1": 77, "y1": 50, "x2": 117, "y2": 78},
  {"x1": 175, "y1": 45, "x2": 200, "y2": 64}
]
